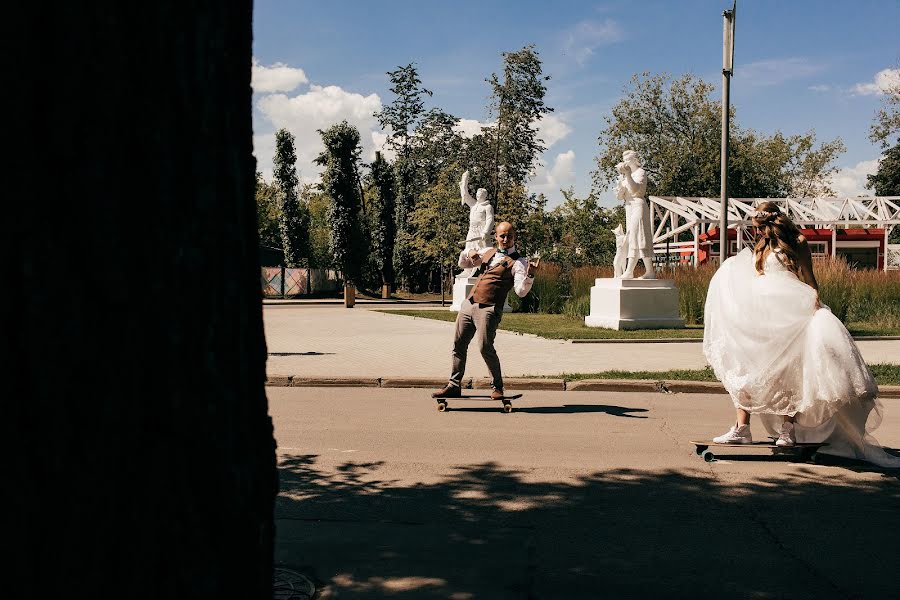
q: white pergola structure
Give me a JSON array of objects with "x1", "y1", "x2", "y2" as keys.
[{"x1": 647, "y1": 196, "x2": 900, "y2": 270}]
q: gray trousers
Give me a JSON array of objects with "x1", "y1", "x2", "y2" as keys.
[{"x1": 449, "y1": 298, "x2": 503, "y2": 390}]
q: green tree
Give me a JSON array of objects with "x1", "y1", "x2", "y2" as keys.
[
  {"x1": 273, "y1": 128, "x2": 309, "y2": 266},
  {"x1": 487, "y1": 45, "x2": 553, "y2": 215},
  {"x1": 255, "y1": 172, "x2": 282, "y2": 248},
  {"x1": 546, "y1": 190, "x2": 623, "y2": 267},
  {"x1": 593, "y1": 72, "x2": 845, "y2": 198},
  {"x1": 315, "y1": 121, "x2": 365, "y2": 285},
  {"x1": 408, "y1": 167, "x2": 466, "y2": 299},
  {"x1": 867, "y1": 144, "x2": 900, "y2": 196},
  {"x1": 367, "y1": 151, "x2": 397, "y2": 290},
  {"x1": 869, "y1": 66, "x2": 900, "y2": 149},
  {"x1": 374, "y1": 63, "x2": 432, "y2": 289},
  {"x1": 303, "y1": 185, "x2": 334, "y2": 269}
]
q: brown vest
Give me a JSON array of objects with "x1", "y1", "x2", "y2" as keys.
[{"x1": 468, "y1": 248, "x2": 519, "y2": 306}]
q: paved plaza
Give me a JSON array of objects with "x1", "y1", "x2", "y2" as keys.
[{"x1": 263, "y1": 305, "x2": 900, "y2": 379}]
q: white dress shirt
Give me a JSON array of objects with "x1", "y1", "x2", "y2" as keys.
[{"x1": 458, "y1": 246, "x2": 535, "y2": 297}]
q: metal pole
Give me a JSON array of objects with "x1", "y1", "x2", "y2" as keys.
[{"x1": 720, "y1": 3, "x2": 735, "y2": 264}]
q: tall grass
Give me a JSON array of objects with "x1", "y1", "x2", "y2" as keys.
[{"x1": 519, "y1": 256, "x2": 900, "y2": 330}]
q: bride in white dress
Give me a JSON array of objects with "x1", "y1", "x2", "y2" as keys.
[{"x1": 703, "y1": 201, "x2": 900, "y2": 468}]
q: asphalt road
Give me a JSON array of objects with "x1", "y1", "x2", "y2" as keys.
[{"x1": 270, "y1": 387, "x2": 900, "y2": 599}]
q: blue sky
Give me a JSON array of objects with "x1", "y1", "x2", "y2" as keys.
[{"x1": 251, "y1": 0, "x2": 899, "y2": 208}]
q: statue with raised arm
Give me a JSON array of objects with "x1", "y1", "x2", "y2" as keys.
[
  {"x1": 459, "y1": 170, "x2": 494, "y2": 278},
  {"x1": 616, "y1": 150, "x2": 656, "y2": 279}
]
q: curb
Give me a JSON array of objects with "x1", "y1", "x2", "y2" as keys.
[
  {"x1": 568, "y1": 336, "x2": 900, "y2": 344},
  {"x1": 265, "y1": 376, "x2": 900, "y2": 398}
]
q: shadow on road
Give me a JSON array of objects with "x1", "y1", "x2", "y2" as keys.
[
  {"x1": 443, "y1": 404, "x2": 649, "y2": 417},
  {"x1": 275, "y1": 454, "x2": 900, "y2": 598}
]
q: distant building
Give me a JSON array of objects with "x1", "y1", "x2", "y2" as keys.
[{"x1": 647, "y1": 197, "x2": 900, "y2": 270}]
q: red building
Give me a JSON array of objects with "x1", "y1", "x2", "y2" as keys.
[{"x1": 696, "y1": 227, "x2": 888, "y2": 269}]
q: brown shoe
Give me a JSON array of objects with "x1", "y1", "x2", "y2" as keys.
[
  {"x1": 432, "y1": 384, "x2": 462, "y2": 399},
  {"x1": 490, "y1": 389, "x2": 505, "y2": 400}
]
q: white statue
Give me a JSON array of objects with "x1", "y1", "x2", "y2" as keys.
[
  {"x1": 615, "y1": 150, "x2": 656, "y2": 279},
  {"x1": 612, "y1": 223, "x2": 628, "y2": 278},
  {"x1": 459, "y1": 170, "x2": 494, "y2": 278}
]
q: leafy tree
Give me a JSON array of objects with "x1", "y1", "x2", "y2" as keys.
[
  {"x1": 546, "y1": 190, "x2": 623, "y2": 267},
  {"x1": 869, "y1": 66, "x2": 900, "y2": 149},
  {"x1": 413, "y1": 108, "x2": 464, "y2": 188},
  {"x1": 408, "y1": 167, "x2": 467, "y2": 298},
  {"x1": 366, "y1": 151, "x2": 397, "y2": 289},
  {"x1": 315, "y1": 121, "x2": 365, "y2": 285},
  {"x1": 273, "y1": 128, "x2": 309, "y2": 266},
  {"x1": 255, "y1": 172, "x2": 282, "y2": 248},
  {"x1": 487, "y1": 45, "x2": 553, "y2": 213},
  {"x1": 867, "y1": 144, "x2": 900, "y2": 196},
  {"x1": 374, "y1": 63, "x2": 432, "y2": 289},
  {"x1": 867, "y1": 144, "x2": 900, "y2": 243},
  {"x1": 302, "y1": 185, "x2": 334, "y2": 269},
  {"x1": 594, "y1": 72, "x2": 845, "y2": 198}
]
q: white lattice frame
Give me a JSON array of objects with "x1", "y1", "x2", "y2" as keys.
[{"x1": 648, "y1": 196, "x2": 900, "y2": 268}]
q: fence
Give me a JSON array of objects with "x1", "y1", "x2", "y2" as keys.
[{"x1": 261, "y1": 267, "x2": 341, "y2": 298}]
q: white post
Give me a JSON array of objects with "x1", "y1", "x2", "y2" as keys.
[
  {"x1": 693, "y1": 225, "x2": 700, "y2": 267},
  {"x1": 831, "y1": 228, "x2": 837, "y2": 258}
]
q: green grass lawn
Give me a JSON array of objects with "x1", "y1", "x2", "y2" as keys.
[
  {"x1": 532, "y1": 364, "x2": 900, "y2": 386},
  {"x1": 377, "y1": 310, "x2": 705, "y2": 339},
  {"x1": 377, "y1": 310, "x2": 900, "y2": 340}
]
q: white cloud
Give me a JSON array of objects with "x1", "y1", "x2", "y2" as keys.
[
  {"x1": 852, "y1": 68, "x2": 900, "y2": 96},
  {"x1": 736, "y1": 57, "x2": 824, "y2": 87},
  {"x1": 564, "y1": 19, "x2": 625, "y2": 65},
  {"x1": 453, "y1": 118, "x2": 492, "y2": 138},
  {"x1": 828, "y1": 158, "x2": 879, "y2": 198},
  {"x1": 529, "y1": 150, "x2": 577, "y2": 198},
  {"x1": 254, "y1": 84, "x2": 383, "y2": 183},
  {"x1": 251, "y1": 58, "x2": 308, "y2": 93},
  {"x1": 808, "y1": 84, "x2": 831, "y2": 93},
  {"x1": 536, "y1": 114, "x2": 572, "y2": 148}
]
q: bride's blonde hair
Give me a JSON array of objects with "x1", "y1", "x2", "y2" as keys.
[{"x1": 752, "y1": 201, "x2": 801, "y2": 275}]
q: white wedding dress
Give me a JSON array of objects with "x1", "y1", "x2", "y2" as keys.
[{"x1": 704, "y1": 248, "x2": 900, "y2": 468}]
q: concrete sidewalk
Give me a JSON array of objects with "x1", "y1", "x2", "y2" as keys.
[{"x1": 263, "y1": 306, "x2": 900, "y2": 381}]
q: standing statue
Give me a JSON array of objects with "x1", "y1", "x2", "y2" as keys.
[
  {"x1": 459, "y1": 170, "x2": 494, "y2": 278},
  {"x1": 615, "y1": 150, "x2": 656, "y2": 279},
  {"x1": 612, "y1": 224, "x2": 628, "y2": 278}
]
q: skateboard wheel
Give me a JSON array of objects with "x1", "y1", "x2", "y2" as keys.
[
  {"x1": 502, "y1": 404, "x2": 512, "y2": 413},
  {"x1": 695, "y1": 445, "x2": 708, "y2": 456},
  {"x1": 437, "y1": 402, "x2": 447, "y2": 412},
  {"x1": 701, "y1": 450, "x2": 715, "y2": 462}
]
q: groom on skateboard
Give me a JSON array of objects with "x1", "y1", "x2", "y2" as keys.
[{"x1": 432, "y1": 221, "x2": 539, "y2": 400}]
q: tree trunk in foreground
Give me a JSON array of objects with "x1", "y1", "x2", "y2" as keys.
[{"x1": 8, "y1": 2, "x2": 277, "y2": 598}]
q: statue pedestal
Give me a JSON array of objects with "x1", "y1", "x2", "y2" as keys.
[
  {"x1": 584, "y1": 278, "x2": 684, "y2": 330},
  {"x1": 450, "y1": 277, "x2": 511, "y2": 312}
]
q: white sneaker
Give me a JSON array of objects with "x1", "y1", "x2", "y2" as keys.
[
  {"x1": 713, "y1": 424, "x2": 753, "y2": 444},
  {"x1": 775, "y1": 422, "x2": 796, "y2": 447}
]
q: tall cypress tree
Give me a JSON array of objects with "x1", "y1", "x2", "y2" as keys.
[
  {"x1": 369, "y1": 151, "x2": 397, "y2": 291},
  {"x1": 315, "y1": 121, "x2": 365, "y2": 285},
  {"x1": 273, "y1": 128, "x2": 309, "y2": 267},
  {"x1": 374, "y1": 63, "x2": 431, "y2": 290}
]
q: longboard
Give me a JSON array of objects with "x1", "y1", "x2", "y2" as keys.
[
  {"x1": 690, "y1": 440, "x2": 828, "y2": 463},
  {"x1": 434, "y1": 393, "x2": 524, "y2": 413}
]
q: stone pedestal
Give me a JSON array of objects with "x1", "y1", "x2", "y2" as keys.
[
  {"x1": 450, "y1": 277, "x2": 511, "y2": 312},
  {"x1": 584, "y1": 278, "x2": 684, "y2": 330}
]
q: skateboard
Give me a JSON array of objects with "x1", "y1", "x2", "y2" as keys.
[
  {"x1": 690, "y1": 440, "x2": 828, "y2": 463},
  {"x1": 434, "y1": 393, "x2": 523, "y2": 413}
]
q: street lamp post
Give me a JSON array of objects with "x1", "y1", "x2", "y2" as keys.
[{"x1": 720, "y1": 1, "x2": 736, "y2": 263}]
